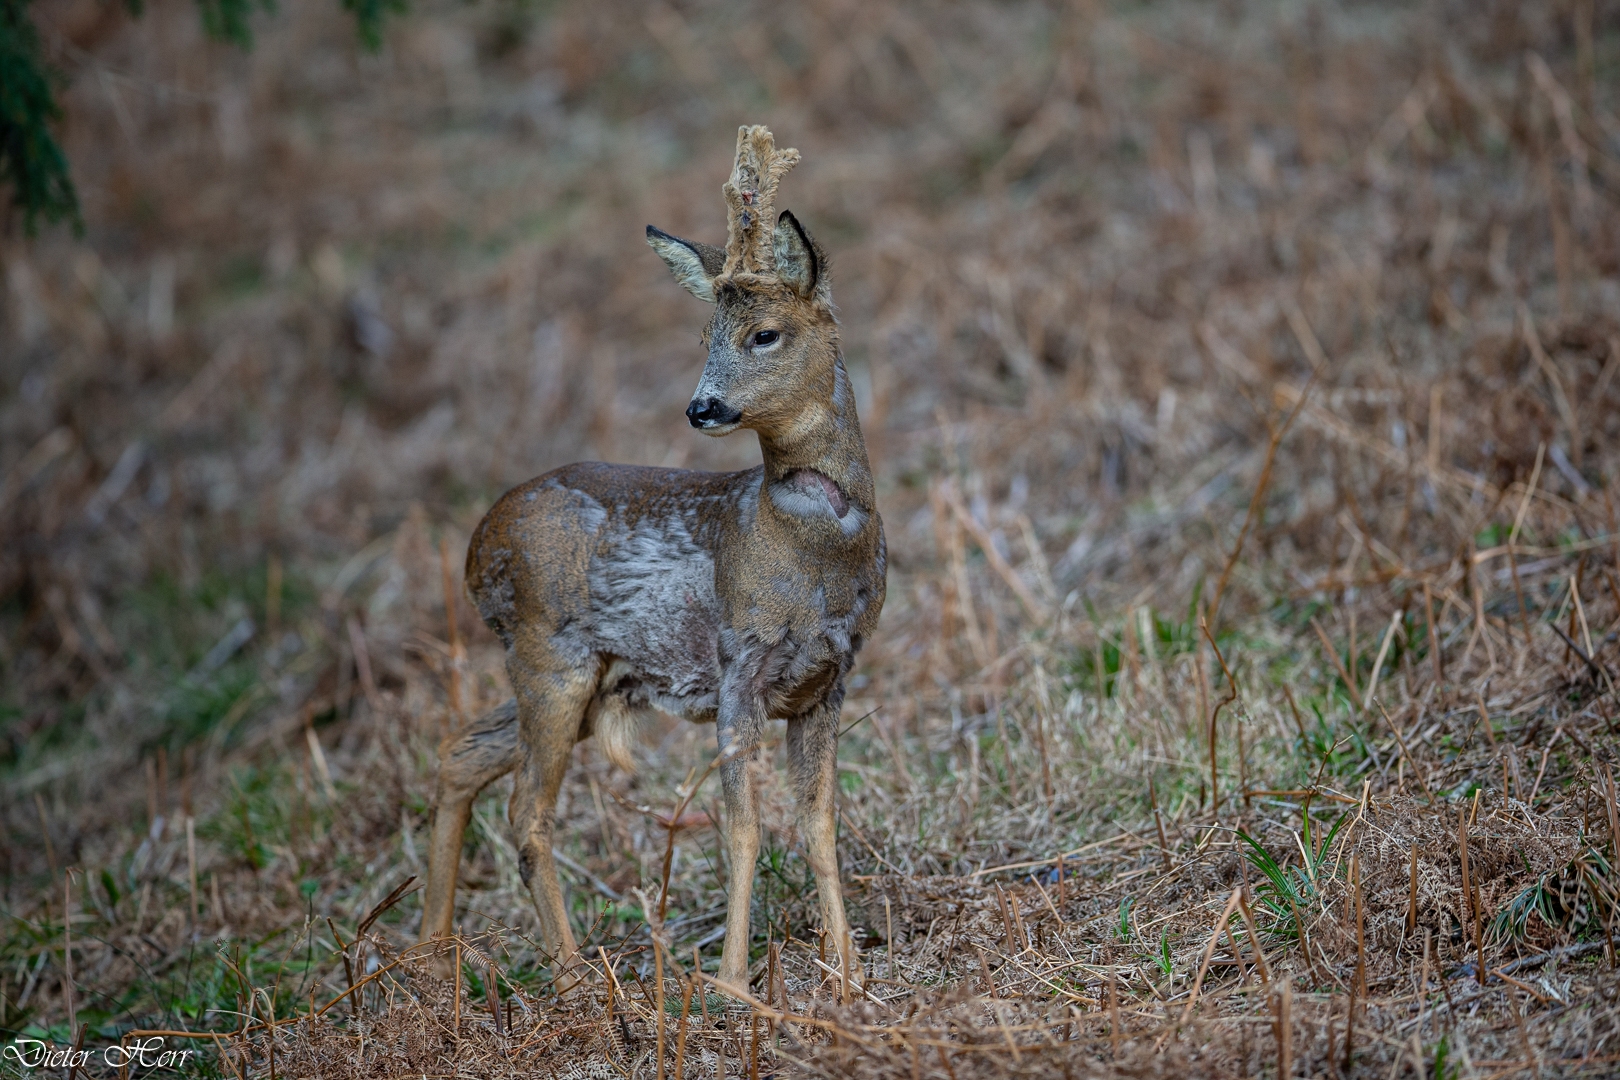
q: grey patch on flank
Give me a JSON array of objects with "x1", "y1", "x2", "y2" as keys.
[{"x1": 586, "y1": 514, "x2": 721, "y2": 721}]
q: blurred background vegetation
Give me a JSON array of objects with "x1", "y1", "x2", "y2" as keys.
[{"x1": 4, "y1": 1, "x2": 1620, "y2": 1075}]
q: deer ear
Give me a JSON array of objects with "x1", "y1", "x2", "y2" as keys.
[
  {"x1": 647, "y1": 226, "x2": 724, "y2": 302},
  {"x1": 772, "y1": 210, "x2": 818, "y2": 298}
]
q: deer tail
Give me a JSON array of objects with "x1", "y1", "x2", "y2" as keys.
[{"x1": 592, "y1": 694, "x2": 644, "y2": 774}]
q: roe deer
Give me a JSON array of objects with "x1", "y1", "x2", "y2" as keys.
[{"x1": 420, "y1": 126, "x2": 885, "y2": 996}]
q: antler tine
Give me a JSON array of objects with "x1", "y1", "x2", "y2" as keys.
[{"x1": 722, "y1": 125, "x2": 800, "y2": 277}]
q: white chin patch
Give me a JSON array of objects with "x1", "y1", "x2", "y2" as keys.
[{"x1": 699, "y1": 421, "x2": 741, "y2": 436}]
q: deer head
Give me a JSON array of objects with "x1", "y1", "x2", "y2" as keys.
[{"x1": 647, "y1": 126, "x2": 837, "y2": 445}]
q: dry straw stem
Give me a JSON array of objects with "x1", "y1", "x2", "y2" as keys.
[
  {"x1": 344, "y1": 617, "x2": 380, "y2": 715},
  {"x1": 1607, "y1": 766, "x2": 1620, "y2": 886},
  {"x1": 1361, "y1": 609, "x2": 1401, "y2": 712},
  {"x1": 1424, "y1": 579, "x2": 1444, "y2": 685},
  {"x1": 1406, "y1": 843, "x2": 1420, "y2": 936},
  {"x1": 1172, "y1": 887, "x2": 1245, "y2": 1033},
  {"x1": 1149, "y1": 775, "x2": 1173, "y2": 871},
  {"x1": 1343, "y1": 953, "x2": 1358, "y2": 1073},
  {"x1": 303, "y1": 719, "x2": 337, "y2": 801},
  {"x1": 654, "y1": 743, "x2": 740, "y2": 922},
  {"x1": 325, "y1": 918, "x2": 356, "y2": 1015},
  {"x1": 1273, "y1": 982, "x2": 1292, "y2": 1080},
  {"x1": 654, "y1": 933, "x2": 666, "y2": 1079},
  {"x1": 672, "y1": 976, "x2": 693, "y2": 1079},
  {"x1": 1234, "y1": 891, "x2": 1271, "y2": 984},
  {"x1": 1384, "y1": 704, "x2": 1436, "y2": 806},
  {"x1": 939, "y1": 478, "x2": 1049, "y2": 623},
  {"x1": 1352, "y1": 851, "x2": 1366, "y2": 998},
  {"x1": 62, "y1": 869, "x2": 77, "y2": 1040},
  {"x1": 1522, "y1": 304, "x2": 1581, "y2": 462},
  {"x1": 185, "y1": 816, "x2": 198, "y2": 926},
  {"x1": 1206, "y1": 313, "x2": 1320, "y2": 631},
  {"x1": 1107, "y1": 971, "x2": 1122, "y2": 1059},
  {"x1": 1311, "y1": 615, "x2": 1362, "y2": 706},
  {"x1": 1508, "y1": 442, "x2": 1548, "y2": 640},
  {"x1": 1199, "y1": 619, "x2": 1239, "y2": 812}
]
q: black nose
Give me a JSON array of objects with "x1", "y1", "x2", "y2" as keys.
[{"x1": 686, "y1": 398, "x2": 740, "y2": 428}]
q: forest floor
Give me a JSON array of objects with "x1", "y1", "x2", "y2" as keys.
[{"x1": 6, "y1": 0, "x2": 1620, "y2": 1076}]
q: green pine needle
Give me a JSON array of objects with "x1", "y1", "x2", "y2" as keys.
[
  {"x1": 342, "y1": 0, "x2": 408, "y2": 53},
  {"x1": 0, "y1": 0, "x2": 410, "y2": 231},
  {"x1": 195, "y1": 0, "x2": 278, "y2": 49},
  {"x1": 0, "y1": 0, "x2": 81, "y2": 234}
]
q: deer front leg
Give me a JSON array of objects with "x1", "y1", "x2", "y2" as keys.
[
  {"x1": 422, "y1": 699, "x2": 521, "y2": 964},
  {"x1": 788, "y1": 700, "x2": 860, "y2": 1000},
  {"x1": 715, "y1": 699, "x2": 764, "y2": 992}
]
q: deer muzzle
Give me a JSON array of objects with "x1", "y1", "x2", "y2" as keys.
[{"x1": 686, "y1": 397, "x2": 743, "y2": 430}]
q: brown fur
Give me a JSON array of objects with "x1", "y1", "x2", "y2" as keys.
[{"x1": 420, "y1": 127, "x2": 886, "y2": 997}]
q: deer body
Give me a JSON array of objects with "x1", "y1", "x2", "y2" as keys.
[{"x1": 420, "y1": 127, "x2": 884, "y2": 993}]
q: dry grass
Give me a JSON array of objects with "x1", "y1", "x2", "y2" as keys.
[{"x1": 6, "y1": 0, "x2": 1620, "y2": 1076}]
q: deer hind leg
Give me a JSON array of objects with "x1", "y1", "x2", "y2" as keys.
[
  {"x1": 506, "y1": 637, "x2": 598, "y2": 988},
  {"x1": 422, "y1": 698, "x2": 522, "y2": 957},
  {"x1": 788, "y1": 700, "x2": 861, "y2": 1000}
]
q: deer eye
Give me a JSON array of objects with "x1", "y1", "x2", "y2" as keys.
[{"x1": 749, "y1": 329, "x2": 780, "y2": 348}]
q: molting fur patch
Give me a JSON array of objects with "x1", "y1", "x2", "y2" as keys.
[{"x1": 586, "y1": 516, "x2": 721, "y2": 706}]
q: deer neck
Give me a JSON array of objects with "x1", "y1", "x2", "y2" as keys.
[{"x1": 755, "y1": 356, "x2": 873, "y2": 530}]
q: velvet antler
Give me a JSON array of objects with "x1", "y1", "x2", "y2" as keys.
[{"x1": 721, "y1": 125, "x2": 801, "y2": 277}]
